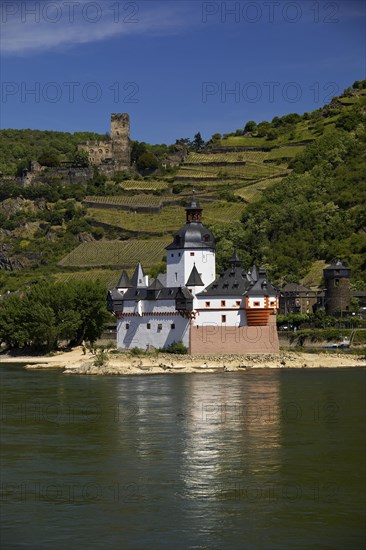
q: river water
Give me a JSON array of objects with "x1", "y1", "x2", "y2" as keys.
[{"x1": 1, "y1": 365, "x2": 365, "y2": 549}]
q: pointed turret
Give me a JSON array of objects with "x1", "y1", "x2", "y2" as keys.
[
  {"x1": 186, "y1": 264, "x2": 204, "y2": 287},
  {"x1": 131, "y1": 263, "x2": 146, "y2": 287},
  {"x1": 116, "y1": 270, "x2": 132, "y2": 289},
  {"x1": 230, "y1": 249, "x2": 242, "y2": 268}
]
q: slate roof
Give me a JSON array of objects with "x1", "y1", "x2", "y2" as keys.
[
  {"x1": 186, "y1": 264, "x2": 204, "y2": 286},
  {"x1": 247, "y1": 276, "x2": 278, "y2": 297},
  {"x1": 166, "y1": 223, "x2": 215, "y2": 250},
  {"x1": 116, "y1": 270, "x2": 132, "y2": 288},
  {"x1": 109, "y1": 286, "x2": 191, "y2": 302},
  {"x1": 197, "y1": 264, "x2": 278, "y2": 297},
  {"x1": 131, "y1": 263, "x2": 146, "y2": 287},
  {"x1": 157, "y1": 273, "x2": 167, "y2": 286},
  {"x1": 281, "y1": 283, "x2": 311, "y2": 294},
  {"x1": 197, "y1": 265, "x2": 253, "y2": 296}
]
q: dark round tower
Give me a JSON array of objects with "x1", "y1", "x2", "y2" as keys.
[{"x1": 323, "y1": 259, "x2": 351, "y2": 316}]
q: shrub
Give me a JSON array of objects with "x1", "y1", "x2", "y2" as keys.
[
  {"x1": 164, "y1": 341, "x2": 188, "y2": 354},
  {"x1": 94, "y1": 349, "x2": 109, "y2": 367}
]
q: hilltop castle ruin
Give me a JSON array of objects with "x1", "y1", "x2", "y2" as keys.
[{"x1": 78, "y1": 113, "x2": 130, "y2": 173}]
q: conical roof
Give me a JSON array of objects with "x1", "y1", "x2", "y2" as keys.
[
  {"x1": 186, "y1": 264, "x2": 204, "y2": 286},
  {"x1": 131, "y1": 263, "x2": 146, "y2": 287},
  {"x1": 116, "y1": 270, "x2": 132, "y2": 288}
]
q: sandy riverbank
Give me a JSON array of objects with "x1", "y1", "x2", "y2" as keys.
[{"x1": 0, "y1": 347, "x2": 365, "y2": 375}]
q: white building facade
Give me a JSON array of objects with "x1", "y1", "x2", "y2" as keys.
[{"x1": 108, "y1": 198, "x2": 280, "y2": 354}]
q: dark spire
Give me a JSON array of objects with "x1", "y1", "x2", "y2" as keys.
[
  {"x1": 230, "y1": 248, "x2": 242, "y2": 268},
  {"x1": 131, "y1": 263, "x2": 146, "y2": 287},
  {"x1": 116, "y1": 270, "x2": 132, "y2": 288},
  {"x1": 186, "y1": 264, "x2": 204, "y2": 286}
]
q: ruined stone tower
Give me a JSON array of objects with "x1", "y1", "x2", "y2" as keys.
[
  {"x1": 77, "y1": 113, "x2": 130, "y2": 173},
  {"x1": 324, "y1": 259, "x2": 351, "y2": 315},
  {"x1": 111, "y1": 113, "x2": 130, "y2": 171}
]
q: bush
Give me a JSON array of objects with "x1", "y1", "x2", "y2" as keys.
[
  {"x1": 164, "y1": 341, "x2": 188, "y2": 354},
  {"x1": 94, "y1": 349, "x2": 109, "y2": 367}
]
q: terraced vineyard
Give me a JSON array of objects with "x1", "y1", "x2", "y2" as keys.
[
  {"x1": 55, "y1": 269, "x2": 126, "y2": 288},
  {"x1": 87, "y1": 201, "x2": 245, "y2": 234},
  {"x1": 235, "y1": 177, "x2": 285, "y2": 202},
  {"x1": 120, "y1": 180, "x2": 169, "y2": 191},
  {"x1": 84, "y1": 195, "x2": 163, "y2": 209},
  {"x1": 266, "y1": 146, "x2": 305, "y2": 159},
  {"x1": 59, "y1": 238, "x2": 171, "y2": 268},
  {"x1": 185, "y1": 151, "x2": 268, "y2": 163},
  {"x1": 176, "y1": 162, "x2": 284, "y2": 181}
]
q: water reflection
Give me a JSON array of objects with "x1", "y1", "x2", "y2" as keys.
[
  {"x1": 180, "y1": 371, "x2": 281, "y2": 504},
  {"x1": 1, "y1": 366, "x2": 365, "y2": 549}
]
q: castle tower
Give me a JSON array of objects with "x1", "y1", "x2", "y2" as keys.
[
  {"x1": 323, "y1": 259, "x2": 351, "y2": 315},
  {"x1": 111, "y1": 113, "x2": 130, "y2": 171},
  {"x1": 166, "y1": 195, "x2": 216, "y2": 288}
]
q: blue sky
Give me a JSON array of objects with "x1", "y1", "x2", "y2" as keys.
[{"x1": 1, "y1": 0, "x2": 365, "y2": 143}]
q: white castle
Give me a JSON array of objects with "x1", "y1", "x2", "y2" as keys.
[{"x1": 108, "y1": 197, "x2": 279, "y2": 354}]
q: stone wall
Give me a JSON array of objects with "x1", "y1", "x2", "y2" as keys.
[
  {"x1": 78, "y1": 141, "x2": 112, "y2": 165},
  {"x1": 77, "y1": 113, "x2": 130, "y2": 172}
]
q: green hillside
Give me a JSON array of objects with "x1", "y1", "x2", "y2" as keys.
[
  {"x1": 0, "y1": 80, "x2": 365, "y2": 292},
  {"x1": 0, "y1": 129, "x2": 109, "y2": 176}
]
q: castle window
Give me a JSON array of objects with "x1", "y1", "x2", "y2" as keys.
[
  {"x1": 221, "y1": 315, "x2": 226, "y2": 323},
  {"x1": 205, "y1": 301, "x2": 210, "y2": 307},
  {"x1": 175, "y1": 272, "x2": 178, "y2": 282},
  {"x1": 147, "y1": 323, "x2": 151, "y2": 329},
  {"x1": 106, "y1": 149, "x2": 109, "y2": 154},
  {"x1": 190, "y1": 252, "x2": 195, "y2": 256},
  {"x1": 89, "y1": 149, "x2": 94, "y2": 154},
  {"x1": 221, "y1": 300, "x2": 226, "y2": 307},
  {"x1": 270, "y1": 301, "x2": 275, "y2": 306},
  {"x1": 335, "y1": 279, "x2": 339, "y2": 287},
  {"x1": 99, "y1": 149, "x2": 103, "y2": 154},
  {"x1": 171, "y1": 323, "x2": 175, "y2": 329},
  {"x1": 253, "y1": 301, "x2": 260, "y2": 307},
  {"x1": 178, "y1": 253, "x2": 181, "y2": 257},
  {"x1": 126, "y1": 323, "x2": 130, "y2": 329},
  {"x1": 171, "y1": 254, "x2": 174, "y2": 257},
  {"x1": 236, "y1": 301, "x2": 241, "y2": 306},
  {"x1": 158, "y1": 324, "x2": 162, "y2": 330}
]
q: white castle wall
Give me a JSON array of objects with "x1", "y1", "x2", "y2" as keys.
[
  {"x1": 194, "y1": 295, "x2": 247, "y2": 326},
  {"x1": 166, "y1": 248, "x2": 215, "y2": 288},
  {"x1": 116, "y1": 299, "x2": 190, "y2": 350}
]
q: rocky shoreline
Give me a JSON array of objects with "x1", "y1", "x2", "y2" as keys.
[{"x1": 1, "y1": 347, "x2": 364, "y2": 375}]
